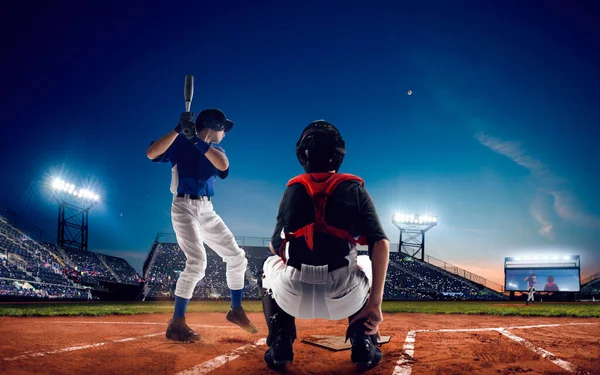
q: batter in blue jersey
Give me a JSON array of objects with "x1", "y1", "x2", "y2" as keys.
[{"x1": 147, "y1": 109, "x2": 257, "y2": 342}]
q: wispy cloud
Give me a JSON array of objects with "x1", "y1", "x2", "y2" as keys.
[
  {"x1": 530, "y1": 192, "x2": 554, "y2": 239},
  {"x1": 476, "y1": 132, "x2": 600, "y2": 237}
]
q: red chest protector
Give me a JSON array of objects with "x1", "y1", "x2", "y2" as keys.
[{"x1": 279, "y1": 172, "x2": 369, "y2": 262}]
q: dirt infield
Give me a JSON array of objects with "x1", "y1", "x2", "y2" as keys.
[{"x1": 0, "y1": 312, "x2": 598, "y2": 375}]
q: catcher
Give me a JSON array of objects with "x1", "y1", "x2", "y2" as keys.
[{"x1": 259, "y1": 120, "x2": 390, "y2": 369}]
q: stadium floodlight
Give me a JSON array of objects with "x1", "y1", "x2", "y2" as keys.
[
  {"x1": 392, "y1": 212, "x2": 438, "y2": 226},
  {"x1": 49, "y1": 177, "x2": 101, "y2": 203},
  {"x1": 552, "y1": 256, "x2": 559, "y2": 260},
  {"x1": 47, "y1": 173, "x2": 102, "y2": 252},
  {"x1": 562, "y1": 255, "x2": 570, "y2": 260},
  {"x1": 391, "y1": 212, "x2": 438, "y2": 261}
]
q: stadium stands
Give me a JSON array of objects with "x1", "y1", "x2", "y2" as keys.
[
  {"x1": 580, "y1": 273, "x2": 600, "y2": 299},
  {"x1": 142, "y1": 242, "x2": 264, "y2": 300},
  {"x1": 96, "y1": 253, "x2": 142, "y2": 284},
  {"x1": 3, "y1": 204, "x2": 591, "y2": 303},
  {"x1": 0, "y1": 212, "x2": 141, "y2": 300},
  {"x1": 142, "y1": 240, "x2": 507, "y2": 301},
  {"x1": 61, "y1": 248, "x2": 118, "y2": 283},
  {"x1": 387, "y1": 253, "x2": 505, "y2": 300}
]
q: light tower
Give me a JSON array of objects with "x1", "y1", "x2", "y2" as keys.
[
  {"x1": 48, "y1": 177, "x2": 100, "y2": 252},
  {"x1": 391, "y1": 213, "x2": 438, "y2": 261}
]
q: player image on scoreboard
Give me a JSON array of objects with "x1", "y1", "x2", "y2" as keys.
[
  {"x1": 504, "y1": 255, "x2": 581, "y2": 293},
  {"x1": 505, "y1": 268, "x2": 580, "y2": 292}
]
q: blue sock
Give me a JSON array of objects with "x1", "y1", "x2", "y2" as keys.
[
  {"x1": 231, "y1": 289, "x2": 243, "y2": 309},
  {"x1": 173, "y1": 296, "x2": 190, "y2": 319}
]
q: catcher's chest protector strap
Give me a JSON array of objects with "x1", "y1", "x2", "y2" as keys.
[{"x1": 279, "y1": 173, "x2": 368, "y2": 259}]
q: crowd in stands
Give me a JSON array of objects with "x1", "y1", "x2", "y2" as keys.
[
  {"x1": 61, "y1": 248, "x2": 119, "y2": 283},
  {"x1": 386, "y1": 253, "x2": 504, "y2": 300},
  {"x1": 96, "y1": 254, "x2": 142, "y2": 284},
  {"x1": 0, "y1": 214, "x2": 141, "y2": 300},
  {"x1": 0, "y1": 279, "x2": 92, "y2": 299},
  {"x1": 8, "y1": 210, "x2": 591, "y2": 303},
  {"x1": 142, "y1": 243, "x2": 505, "y2": 301},
  {"x1": 581, "y1": 277, "x2": 600, "y2": 299},
  {"x1": 143, "y1": 243, "x2": 269, "y2": 300}
]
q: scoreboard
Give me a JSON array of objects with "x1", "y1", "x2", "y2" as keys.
[{"x1": 504, "y1": 255, "x2": 580, "y2": 293}]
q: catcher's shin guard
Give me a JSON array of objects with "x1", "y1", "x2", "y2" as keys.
[
  {"x1": 261, "y1": 291, "x2": 296, "y2": 368},
  {"x1": 258, "y1": 265, "x2": 296, "y2": 368}
]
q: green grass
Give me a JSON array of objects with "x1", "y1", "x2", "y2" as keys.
[
  {"x1": 380, "y1": 301, "x2": 600, "y2": 317},
  {"x1": 1, "y1": 300, "x2": 598, "y2": 318}
]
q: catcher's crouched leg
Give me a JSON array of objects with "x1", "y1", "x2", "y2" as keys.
[
  {"x1": 346, "y1": 305, "x2": 382, "y2": 368},
  {"x1": 258, "y1": 259, "x2": 296, "y2": 368}
]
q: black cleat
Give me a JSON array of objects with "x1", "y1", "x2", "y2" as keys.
[
  {"x1": 166, "y1": 317, "x2": 200, "y2": 343},
  {"x1": 264, "y1": 329, "x2": 294, "y2": 369},
  {"x1": 226, "y1": 307, "x2": 258, "y2": 333},
  {"x1": 346, "y1": 320, "x2": 382, "y2": 368}
]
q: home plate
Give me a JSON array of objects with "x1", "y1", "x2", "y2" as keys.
[{"x1": 301, "y1": 335, "x2": 391, "y2": 351}]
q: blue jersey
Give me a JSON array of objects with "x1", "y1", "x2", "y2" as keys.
[{"x1": 151, "y1": 135, "x2": 229, "y2": 196}]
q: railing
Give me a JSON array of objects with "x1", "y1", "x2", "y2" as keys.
[
  {"x1": 0, "y1": 203, "x2": 56, "y2": 244},
  {"x1": 155, "y1": 232, "x2": 271, "y2": 247},
  {"x1": 423, "y1": 254, "x2": 505, "y2": 292},
  {"x1": 582, "y1": 272, "x2": 600, "y2": 286}
]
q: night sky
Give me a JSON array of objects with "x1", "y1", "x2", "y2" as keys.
[{"x1": 2, "y1": 0, "x2": 599, "y2": 284}]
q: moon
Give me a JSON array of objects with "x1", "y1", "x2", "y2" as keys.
[{"x1": 407, "y1": 90, "x2": 412, "y2": 95}]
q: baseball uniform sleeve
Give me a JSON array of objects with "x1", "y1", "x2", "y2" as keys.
[
  {"x1": 148, "y1": 141, "x2": 171, "y2": 163},
  {"x1": 212, "y1": 146, "x2": 229, "y2": 179},
  {"x1": 356, "y1": 186, "x2": 388, "y2": 248},
  {"x1": 270, "y1": 184, "x2": 315, "y2": 251},
  {"x1": 270, "y1": 192, "x2": 288, "y2": 251},
  {"x1": 270, "y1": 186, "x2": 296, "y2": 251}
]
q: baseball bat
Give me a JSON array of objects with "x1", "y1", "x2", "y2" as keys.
[{"x1": 184, "y1": 74, "x2": 194, "y2": 112}]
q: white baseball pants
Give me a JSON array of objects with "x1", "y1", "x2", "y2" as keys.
[
  {"x1": 262, "y1": 251, "x2": 372, "y2": 320},
  {"x1": 171, "y1": 196, "x2": 248, "y2": 299}
]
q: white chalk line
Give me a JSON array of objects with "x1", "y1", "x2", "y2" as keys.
[
  {"x1": 48, "y1": 321, "x2": 240, "y2": 329},
  {"x1": 390, "y1": 322, "x2": 597, "y2": 375},
  {"x1": 497, "y1": 329, "x2": 577, "y2": 373},
  {"x1": 392, "y1": 330, "x2": 416, "y2": 375},
  {"x1": 414, "y1": 322, "x2": 598, "y2": 333},
  {"x1": 15, "y1": 320, "x2": 597, "y2": 374},
  {"x1": 175, "y1": 338, "x2": 266, "y2": 375},
  {"x1": 2, "y1": 332, "x2": 163, "y2": 362}
]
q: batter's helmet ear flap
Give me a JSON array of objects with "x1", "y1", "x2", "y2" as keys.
[{"x1": 223, "y1": 119, "x2": 234, "y2": 133}]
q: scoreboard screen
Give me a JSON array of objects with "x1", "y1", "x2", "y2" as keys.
[{"x1": 504, "y1": 256, "x2": 580, "y2": 293}]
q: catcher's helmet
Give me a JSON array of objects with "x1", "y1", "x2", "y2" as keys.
[
  {"x1": 195, "y1": 109, "x2": 234, "y2": 133},
  {"x1": 296, "y1": 120, "x2": 346, "y2": 173}
]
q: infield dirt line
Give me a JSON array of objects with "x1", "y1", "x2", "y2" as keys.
[
  {"x1": 391, "y1": 330, "x2": 416, "y2": 375},
  {"x1": 497, "y1": 329, "x2": 577, "y2": 373},
  {"x1": 1, "y1": 332, "x2": 164, "y2": 362},
  {"x1": 417, "y1": 322, "x2": 598, "y2": 333},
  {"x1": 390, "y1": 322, "x2": 596, "y2": 375},
  {"x1": 48, "y1": 321, "x2": 240, "y2": 329},
  {"x1": 174, "y1": 338, "x2": 267, "y2": 375}
]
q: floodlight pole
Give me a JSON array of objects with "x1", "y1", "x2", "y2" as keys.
[
  {"x1": 52, "y1": 193, "x2": 97, "y2": 252},
  {"x1": 392, "y1": 220, "x2": 436, "y2": 261}
]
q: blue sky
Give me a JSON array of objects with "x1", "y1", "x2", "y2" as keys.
[{"x1": 2, "y1": 1, "x2": 599, "y2": 284}]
